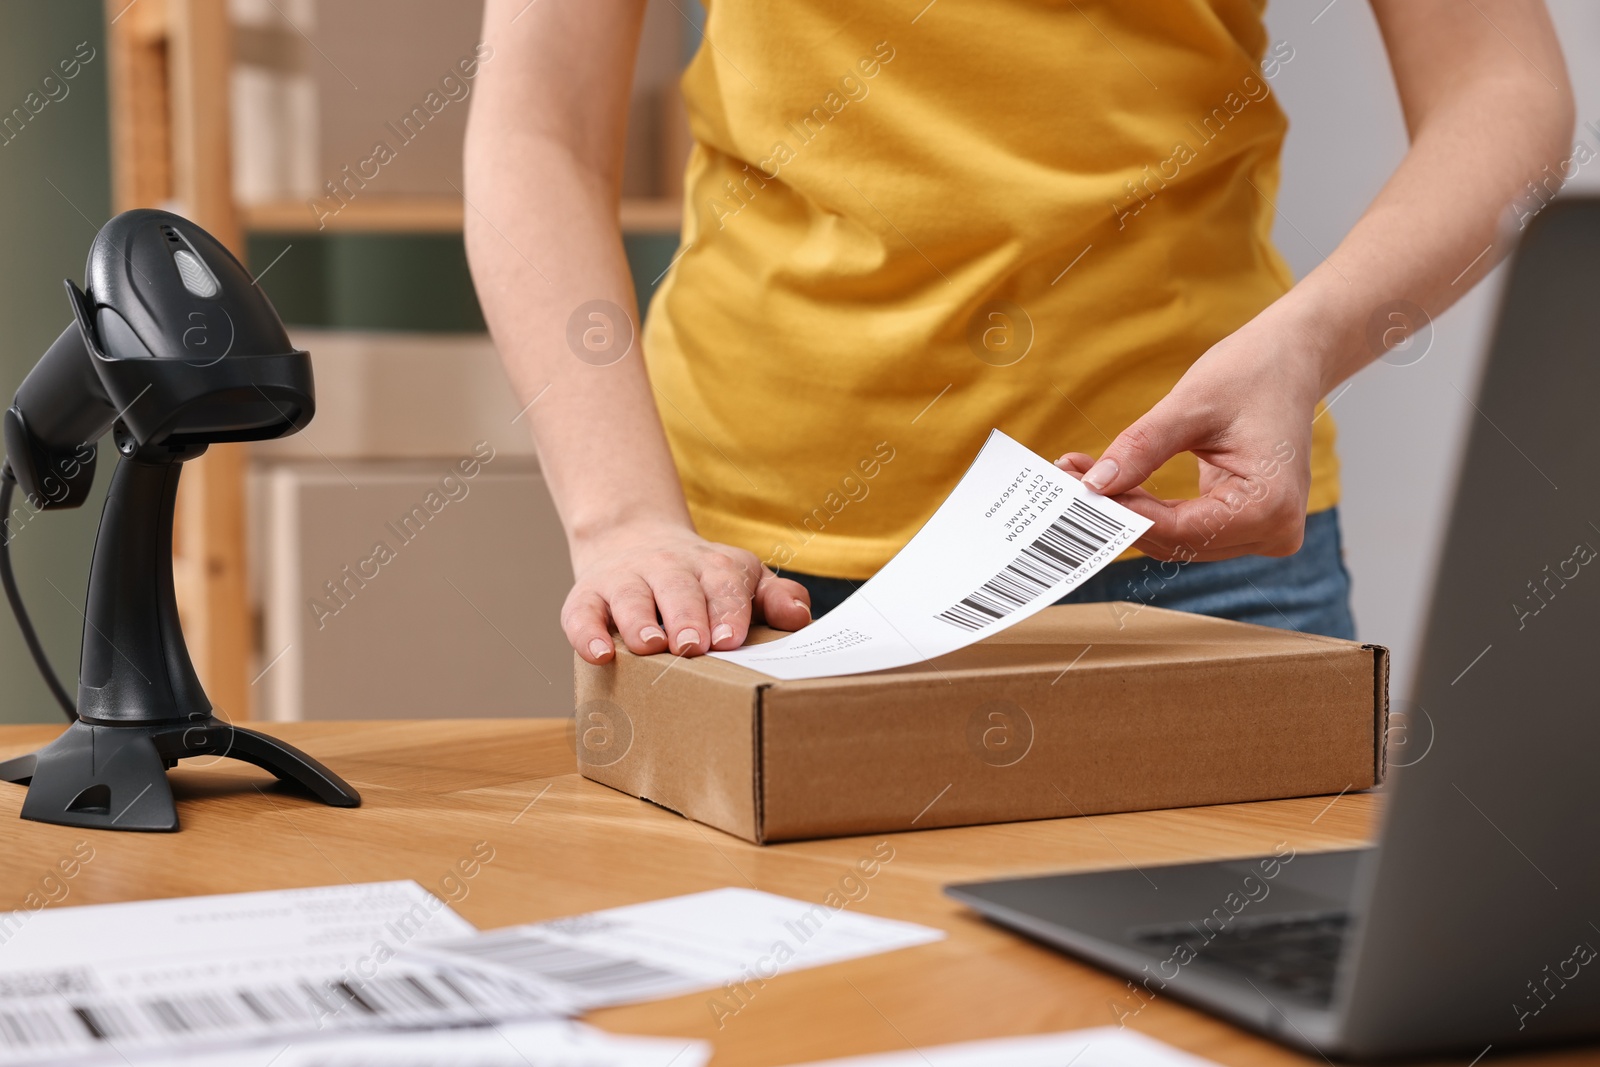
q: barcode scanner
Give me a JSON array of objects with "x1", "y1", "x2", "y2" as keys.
[{"x1": 0, "y1": 208, "x2": 360, "y2": 831}]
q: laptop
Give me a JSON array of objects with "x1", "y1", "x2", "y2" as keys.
[{"x1": 946, "y1": 197, "x2": 1600, "y2": 1061}]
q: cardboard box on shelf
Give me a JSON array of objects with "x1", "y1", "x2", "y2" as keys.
[{"x1": 573, "y1": 603, "x2": 1389, "y2": 844}]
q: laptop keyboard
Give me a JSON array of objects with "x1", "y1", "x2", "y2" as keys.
[{"x1": 1131, "y1": 911, "x2": 1350, "y2": 1004}]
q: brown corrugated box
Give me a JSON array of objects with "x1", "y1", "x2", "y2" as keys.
[{"x1": 573, "y1": 603, "x2": 1389, "y2": 844}]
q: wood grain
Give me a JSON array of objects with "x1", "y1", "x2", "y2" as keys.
[
  {"x1": 238, "y1": 195, "x2": 684, "y2": 235},
  {"x1": 0, "y1": 721, "x2": 1589, "y2": 1067},
  {"x1": 167, "y1": 0, "x2": 239, "y2": 250},
  {"x1": 105, "y1": 0, "x2": 172, "y2": 211}
]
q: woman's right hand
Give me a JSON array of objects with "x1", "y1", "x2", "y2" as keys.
[{"x1": 563, "y1": 522, "x2": 813, "y2": 664}]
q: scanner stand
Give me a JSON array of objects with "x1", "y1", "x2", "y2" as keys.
[{"x1": 0, "y1": 435, "x2": 359, "y2": 831}]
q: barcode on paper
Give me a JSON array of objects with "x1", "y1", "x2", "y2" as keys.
[
  {"x1": 436, "y1": 931, "x2": 690, "y2": 1004},
  {"x1": 0, "y1": 967, "x2": 540, "y2": 1059},
  {"x1": 937, "y1": 499, "x2": 1129, "y2": 631},
  {"x1": 0, "y1": 969, "x2": 96, "y2": 999}
]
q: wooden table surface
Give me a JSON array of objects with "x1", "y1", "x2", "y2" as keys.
[{"x1": 0, "y1": 720, "x2": 1592, "y2": 1067}]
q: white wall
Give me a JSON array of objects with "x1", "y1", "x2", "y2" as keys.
[{"x1": 1263, "y1": 0, "x2": 1597, "y2": 696}]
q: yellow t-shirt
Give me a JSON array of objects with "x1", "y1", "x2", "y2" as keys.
[{"x1": 643, "y1": 0, "x2": 1338, "y2": 580}]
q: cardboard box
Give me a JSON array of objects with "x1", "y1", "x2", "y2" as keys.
[{"x1": 574, "y1": 603, "x2": 1389, "y2": 844}]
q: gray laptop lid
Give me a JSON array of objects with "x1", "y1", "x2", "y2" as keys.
[{"x1": 1334, "y1": 198, "x2": 1600, "y2": 1057}]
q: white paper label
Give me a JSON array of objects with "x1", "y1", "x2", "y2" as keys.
[
  {"x1": 109, "y1": 1021, "x2": 711, "y2": 1067},
  {"x1": 0, "y1": 882, "x2": 569, "y2": 1065},
  {"x1": 775, "y1": 1026, "x2": 1225, "y2": 1067},
  {"x1": 711, "y1": 430, "x2": 1151, "y2": 679},
  {"x1": 418, "y1": 887, "x2": 945, "y2": 1011}
]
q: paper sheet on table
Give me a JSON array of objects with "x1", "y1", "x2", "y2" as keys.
[
  {"x1": 711, "y1": 430, "x2": 1152, "y2": 679},
  {"x1": 416, "y1": 887, "x2": 945, "y2": 1011},
  {"x1": 0, "y1": 881, "x2": 570, "y2": 1066},
  {"x1": 96, "y1": 1021, "x2": 710, "y2": 1067},
  {"x1": 774, "y1": 1027, "x2": 1223, "y2": 1067}
]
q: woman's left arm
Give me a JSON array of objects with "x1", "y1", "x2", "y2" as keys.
[{"x1": 1061, "y1": 0, "x2": 1575, "y2": 562}]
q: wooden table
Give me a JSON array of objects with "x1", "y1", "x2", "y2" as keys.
[{"x1": 0, "y1": 721, "x2": 1591, "y2": 1067}]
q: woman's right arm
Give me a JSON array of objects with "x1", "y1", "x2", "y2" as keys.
[{"x1": 465, "y1": 0, "x2": 810, "y2": 665}]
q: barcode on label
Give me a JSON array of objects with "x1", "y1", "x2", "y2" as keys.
[
  {"x1": 937, "y1": 499, "x2": 1127, "y2": 631},
  {"x1": 0, "y1": 968, "x2": 95, "y2": 999},
  {"x1": 440, "y1": 931, "x2": 689, "y2": 1004},
  {"x1": 0, "y1": 967, "x2": 538, "y2": 1057}
]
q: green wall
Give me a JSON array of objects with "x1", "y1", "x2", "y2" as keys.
[
  {"x1": 0, "y1": 1, "x2": 112, "y2": 726},
  {"x1": 247, "y1": 232, "x2": 680, "y2": 333}
]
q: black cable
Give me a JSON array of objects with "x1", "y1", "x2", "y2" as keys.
[{"x1": 0, "y1": 474, "x2": 77, "y2": 721}]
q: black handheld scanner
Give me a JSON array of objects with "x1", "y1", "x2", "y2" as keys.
[{"x1": 3, "y1": 208, "x2": 314, "y2": 508}]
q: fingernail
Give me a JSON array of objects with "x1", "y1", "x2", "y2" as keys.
[
  {"x1": 793, "y1": 598, "x2": 811, "y2": 620},
  {"x1": 587, "y1": 638, "x2": 610, "y2": 660},
  {"x1": 674, "y1": 627, "x2": 700, "y2": 652},
  {"x1": 1054, "y1": 454, "x2": 1073, "y2": 468},
  {"x1": 1083, "y1": 458, "x2": 1118, "y2": 491},
  {"x1": 639, "y1": 625, "x2": 665, "y2": 645},
  {"x1": 712, "y1": 623, "x2": 734, "y2": 644}
]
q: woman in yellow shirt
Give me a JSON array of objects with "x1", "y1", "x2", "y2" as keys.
[{"x1": 465, "y1": 0, "x2": 1571, "y2": 663}]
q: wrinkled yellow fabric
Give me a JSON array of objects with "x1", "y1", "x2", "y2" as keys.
[{"x1": 643, "y1": 0, "x2": 1337, "y2": 578}]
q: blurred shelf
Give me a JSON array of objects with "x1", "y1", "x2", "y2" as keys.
[
  {"x1": 619, "y1": 197, "x2": 685, "y2": 234},
  {"x1": 241, "y1": 195, "x2": 461, "y2": 233},
  {"x1": 239, "y1": 195, "x2": 683, "y2": 236}
]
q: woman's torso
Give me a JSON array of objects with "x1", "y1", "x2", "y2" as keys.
[{"x1": 643, "y1": 0, "x2": 1337, "y2": 579}]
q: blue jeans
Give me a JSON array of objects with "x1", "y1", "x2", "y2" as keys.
[{"x1": 783, "y1": 508, "x2": 1356, "y2": 640}]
